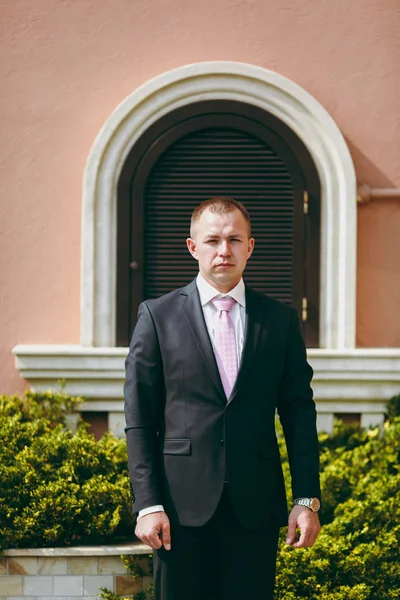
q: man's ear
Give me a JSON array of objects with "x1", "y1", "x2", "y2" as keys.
[
  {"x1": 247, "y1": 237, "x2": 255, "y2": 259},
  {"x1": 186, "y1": 238, "x2": 198, "y2": 260}
]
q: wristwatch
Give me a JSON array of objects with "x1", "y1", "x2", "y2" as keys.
[{"x1": 293, "y1": 497, "x2": 320, "y2": 512}]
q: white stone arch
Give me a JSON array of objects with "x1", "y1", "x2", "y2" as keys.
[{"x1": 81, "y1": 61, "x2": 356, "y2": 349}]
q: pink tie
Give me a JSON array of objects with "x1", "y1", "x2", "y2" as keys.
[{"x1": 212, "y1": 297, "x2": 238, "y2": 399}]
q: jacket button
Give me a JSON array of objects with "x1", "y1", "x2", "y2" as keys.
[{"x1": 220, "y1": 440, "x2": 224, "y2": 446}]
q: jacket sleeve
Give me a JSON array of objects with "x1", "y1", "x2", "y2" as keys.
[
  {"x1": 124, "y1": 301, "x2": 165, "y2": 513},
  {"x1": 276, "y1": 308, "x2": 321, "y2": 501}
]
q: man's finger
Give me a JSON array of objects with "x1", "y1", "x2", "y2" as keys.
[
  {"x1": 146, "y1": 528, "x2": 163, "y2": 550},
  {"x1": 293, "y1": 523, "x2": 320, "y2": 548},
  {"x1": 286, "y1": 516, "x2": 297, "y2": 545},
  {"x1": 306, "y1": 525, "x2": 321, "y2": 547},
  {"x1": 161, "y1": 520, "x2": 171, "y2": 551},
  {"x1": 292, "y1": 528, "x2": 310, "y2": 548}
]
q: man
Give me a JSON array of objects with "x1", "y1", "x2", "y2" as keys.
[{"x1": 124, "y1": 197, "x2": 321, "y2": 600}]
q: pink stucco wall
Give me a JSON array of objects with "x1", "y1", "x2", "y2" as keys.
[
  {"x1": 1, "y1": 0, "x2": 399, "y2": 392},
  {"x1": 357, "y1": 200, "x2": 400, "y2": 347}
]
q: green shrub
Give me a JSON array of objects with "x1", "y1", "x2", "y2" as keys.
[
  {"x1": 2, "y1": 390, "x2": 399, "y2": 598},
  {"x1": 275, "y1": 415, "x2": 400, "y2": 599},
  {"x1": 0, "y1": 391, "x2": 134, "y2": 550}
]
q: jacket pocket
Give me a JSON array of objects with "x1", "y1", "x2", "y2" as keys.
[{"x1": 163, "y1": 438, "x2": 192, "y2": 455}]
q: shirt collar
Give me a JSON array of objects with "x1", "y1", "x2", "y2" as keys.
[{"x1": 196, "y1": 273, "x2": 245, "y2": 308}]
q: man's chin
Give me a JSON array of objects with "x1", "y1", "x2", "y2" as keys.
[
  {"x1": 213, "y1": 271, "x2": 235, "y2": 281},
  {"x1": 211, "y1": 271, "x2": 241, "y2": 287},
  {"x1": 213, "y1": 267, "x2": 236, "y2": 277}
]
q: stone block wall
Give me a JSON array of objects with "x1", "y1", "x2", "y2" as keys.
[{"x1": 0, "y1": 544, "x2": 152, "y2": 599}]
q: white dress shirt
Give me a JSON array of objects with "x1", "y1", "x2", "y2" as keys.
[
  {"x1": 137, "y1": 274, "x2": 247, "y2": 521},
  {"x1": 196, "y1": 273, "x2": 246, "y2": 362}
]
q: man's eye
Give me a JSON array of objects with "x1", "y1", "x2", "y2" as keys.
[
  {"x1": 207, "y1": 239, "x2": 218, "y2": 243},
  {"x1": 231, "y1": 238, "x2": 241, "y2": 242}
]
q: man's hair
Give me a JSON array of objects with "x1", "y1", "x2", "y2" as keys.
[{"x1": 190, "y1": 197, "x2": 251, "y2": 237}]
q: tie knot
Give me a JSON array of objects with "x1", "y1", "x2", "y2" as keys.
[{"x1": 212, "y1": 296, "x2": 236, "y2": 313}]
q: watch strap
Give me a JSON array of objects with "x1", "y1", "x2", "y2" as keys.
[{"x1": 293, "y1": 497, "x2": 320, "y2": 512}]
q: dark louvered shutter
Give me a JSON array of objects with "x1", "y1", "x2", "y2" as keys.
[{"x1": 144, "y1": 128, "x2": 301, "y2": 305}]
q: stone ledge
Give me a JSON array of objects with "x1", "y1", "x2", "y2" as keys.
[
  {"x1": 12, "y1": 344, "x2": 400, "y2": 404},
  {"x1": 12, "y1": 345, "x2": 400, "y2": 432},
  {"x1": 4, "y1": 543, "x2": 151, "y2": 557}
]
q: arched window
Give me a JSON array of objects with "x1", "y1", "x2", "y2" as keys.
[
  {"x1": 117, "y1": 101, "x2": 321, "y2": 347},
  {"x1": 81, "y1": 62, "x2": 356, "y2": 350}
]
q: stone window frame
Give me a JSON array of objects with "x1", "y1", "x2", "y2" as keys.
[{"x1": 81, "y1": 61, "x2": 357, "y2": 349}]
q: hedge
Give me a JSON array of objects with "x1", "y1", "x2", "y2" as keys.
[
  {"x1": 1, "y1": 391, "x2": 399, "y2": 599},
  {"x1": 0, "y1": 391, "x2": 134, "y2": 550},
  {"x1": 274, "y1": 408, "x2": 400, "y2": 599}
]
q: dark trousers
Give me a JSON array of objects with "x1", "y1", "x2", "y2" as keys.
[{"x1": 153, "y1": 485, "x2": 280, "y2": 600}]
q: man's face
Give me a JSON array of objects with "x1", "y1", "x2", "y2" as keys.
[{"x1": 186, "y1": 208, "x2": 255, "y2": 293}]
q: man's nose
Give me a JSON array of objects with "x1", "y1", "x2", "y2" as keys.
[{"x1": 218, "y1": 241, "x2": 231, "y2": 256}]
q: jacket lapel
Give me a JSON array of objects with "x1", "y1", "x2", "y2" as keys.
[
  {"x1": 180, "y1": 280, "x2": 226, "y2": 402},
  {"x1": 229, "y1": 286, "x2": 265, "y2": 402}
]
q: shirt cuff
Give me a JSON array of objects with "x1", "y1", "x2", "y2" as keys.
[{"x1": 137, "y1": 505, "x2": 165, "y2": 521}]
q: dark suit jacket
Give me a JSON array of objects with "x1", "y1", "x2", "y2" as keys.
[{"x1": 124, "y1": 279, "x2": 320, "y2": 530}]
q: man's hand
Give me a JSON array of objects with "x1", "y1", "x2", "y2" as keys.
[
  {"x1": 286, "y1": 505, "x2": 321, "y2": 548},
  {"x1": 135, "y1": 511, "x2": 171, "y2": 551}
]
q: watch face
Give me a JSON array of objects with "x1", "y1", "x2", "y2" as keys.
[{"x1": 310, "y1": 497, "x2": 320, "y2": 512}]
